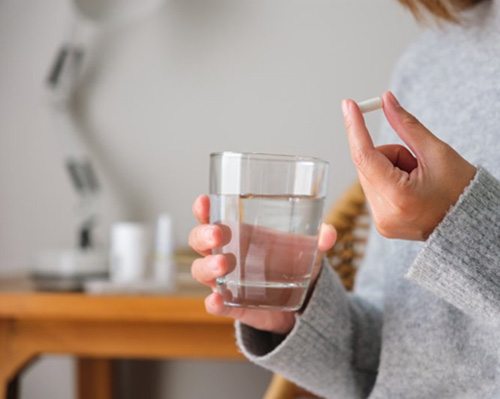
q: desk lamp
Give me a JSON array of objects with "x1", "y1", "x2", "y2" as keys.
[{"x1": 33, "y1": 0, "x2": 164, "y2": 289}]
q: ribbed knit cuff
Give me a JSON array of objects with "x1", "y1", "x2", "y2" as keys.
[
  {"x1": 406, "y1": 167, "x2": 500, "y2": 320},
  {"x1": 235, "y1": 264, "x2": 352, "y2": 365}
]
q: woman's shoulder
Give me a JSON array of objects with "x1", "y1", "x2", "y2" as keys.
[
  {"x1": 389, "y1": 28, "x2": 449, "y2": 97},
  {"x1": 390, "y1": 1, "x2": 497, "y2": 97}
]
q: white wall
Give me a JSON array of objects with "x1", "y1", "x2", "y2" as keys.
[{"x1": 0, "y1": 0, "x2": 420, "y2": 398}]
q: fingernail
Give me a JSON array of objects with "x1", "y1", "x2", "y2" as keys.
[
  {"x1": 325, "y1": 223, "x2": 336, "y2": 234},
  {"x1": 321, "y1": 223, "x2": 336, "y2": 239},
  {"x1": 341, "y1": 100, "x2": 349, "y2": 117},
  {"x1": 388, "y1": 91, "x2": 401, "y2": 108}
]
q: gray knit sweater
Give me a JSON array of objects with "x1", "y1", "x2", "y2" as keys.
[{"x1": 235, "y1": 2, "x2": 500, "y2": 398}]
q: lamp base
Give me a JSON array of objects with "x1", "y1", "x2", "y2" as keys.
[{"x1": 32, "y1": 248, "x2": 108, "y2": 291}]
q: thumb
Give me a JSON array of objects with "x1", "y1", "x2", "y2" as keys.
[
  {"x1": 310, "y1": 223, "x2": 337, "y2": 281},
  {"x1": 382, "y1": 91, "x2": 442, "y2": 160},
  {"x1": 317, "y1": 223, "x2": 337, "y2": 252}
]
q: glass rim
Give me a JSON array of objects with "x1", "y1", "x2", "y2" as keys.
[{"x1": 210, "y1": 151, "x2": 329, "y2": 166}]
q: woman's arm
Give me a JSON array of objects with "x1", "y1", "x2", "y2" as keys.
[
  {"x1": 189, "y1": 195, "x2": 383, "y2": 398},
  {"x1": 407, "y1": 167, "x2": 500, "y2": 322},
  {"x1": 236, "y1": 262, "x2": 382, "y2": 399}
]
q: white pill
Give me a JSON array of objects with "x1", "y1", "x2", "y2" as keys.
[{"x1": 357, "y1": 97, "x2": 383, "y2": 113}]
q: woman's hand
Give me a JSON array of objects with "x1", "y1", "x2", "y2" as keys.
[
  {"x1": 188, "y1": 195, "x2": 336, "y2": 334},
  {"x1": 342, "y1": 91, "x2": 477, "y2": 241}
]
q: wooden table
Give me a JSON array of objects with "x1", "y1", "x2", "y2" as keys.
[{"x1": 0, "y1": 289, "x2": 242, "y2": 399}]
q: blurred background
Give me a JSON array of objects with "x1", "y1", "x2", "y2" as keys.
[{"x1": 0, "y1": 0, "x2": 419, "y2": 397}]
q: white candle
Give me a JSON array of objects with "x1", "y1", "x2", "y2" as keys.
[{"x1": 110, "y1": 223, "x2": 149, "y2": 283}]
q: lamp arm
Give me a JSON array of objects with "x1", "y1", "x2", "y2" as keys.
[{"x1": 46, "y1": 24, "x2": 101, "y2": 249}]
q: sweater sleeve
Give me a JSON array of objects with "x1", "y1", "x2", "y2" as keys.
[
  {"x1": 235, "y1": 263, "x2": 382, "y2": 399},
  {"x1": 406, "y1": 167, "x2": 500, "y2": 322}
]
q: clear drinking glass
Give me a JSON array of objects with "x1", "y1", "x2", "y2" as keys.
[{"x1": 209, "y1": 152, "x2": 329, "y2": 311}]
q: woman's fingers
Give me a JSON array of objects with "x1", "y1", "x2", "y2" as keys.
[
  {"x1": 342, "y1": 99, "x2": 396, "y2": 186},
  {"x1": 191, "y1": 254, "x2": 236, "y2": 287},
  {"x1": 204, "y1": 293, "x2": 295, "y2": 334},
  {"x1": 377, "y1": 144, "x2": 418, "y2": 173},
  {"x1": 317, "y1": 223, "x2": 337, "y2": 252},
  {"x1": 382, "y1": 91, "x2": 441, "y2": 160},
  {"x1": 205, "y1": 293, "x2": 246, "y2": 318},
  {"x1": 188, "y1": 224, "x2": 232, "y2": 255},
  {"x1": 342, "y1": 99, "x2": 376, "y2": 157},
  {"x1": 192, "y1": 195, "x2": 210, "y2": 224}
]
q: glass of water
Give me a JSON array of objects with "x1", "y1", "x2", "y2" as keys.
[{"x1": 209, "y1": 152, "x2": 329, "y2": 311}]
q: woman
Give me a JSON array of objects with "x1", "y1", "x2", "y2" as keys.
[{"x1": 189, "y1": 0, "x2": 500, "y2": 397}]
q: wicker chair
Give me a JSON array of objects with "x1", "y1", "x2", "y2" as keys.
[{"x1": 263, "y1": 181, "x2": 369, "y2": 399}]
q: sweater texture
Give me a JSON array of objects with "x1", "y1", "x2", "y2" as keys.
[{"x1": 236, "y1": 1, "x2": 500, "y2": 398}]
